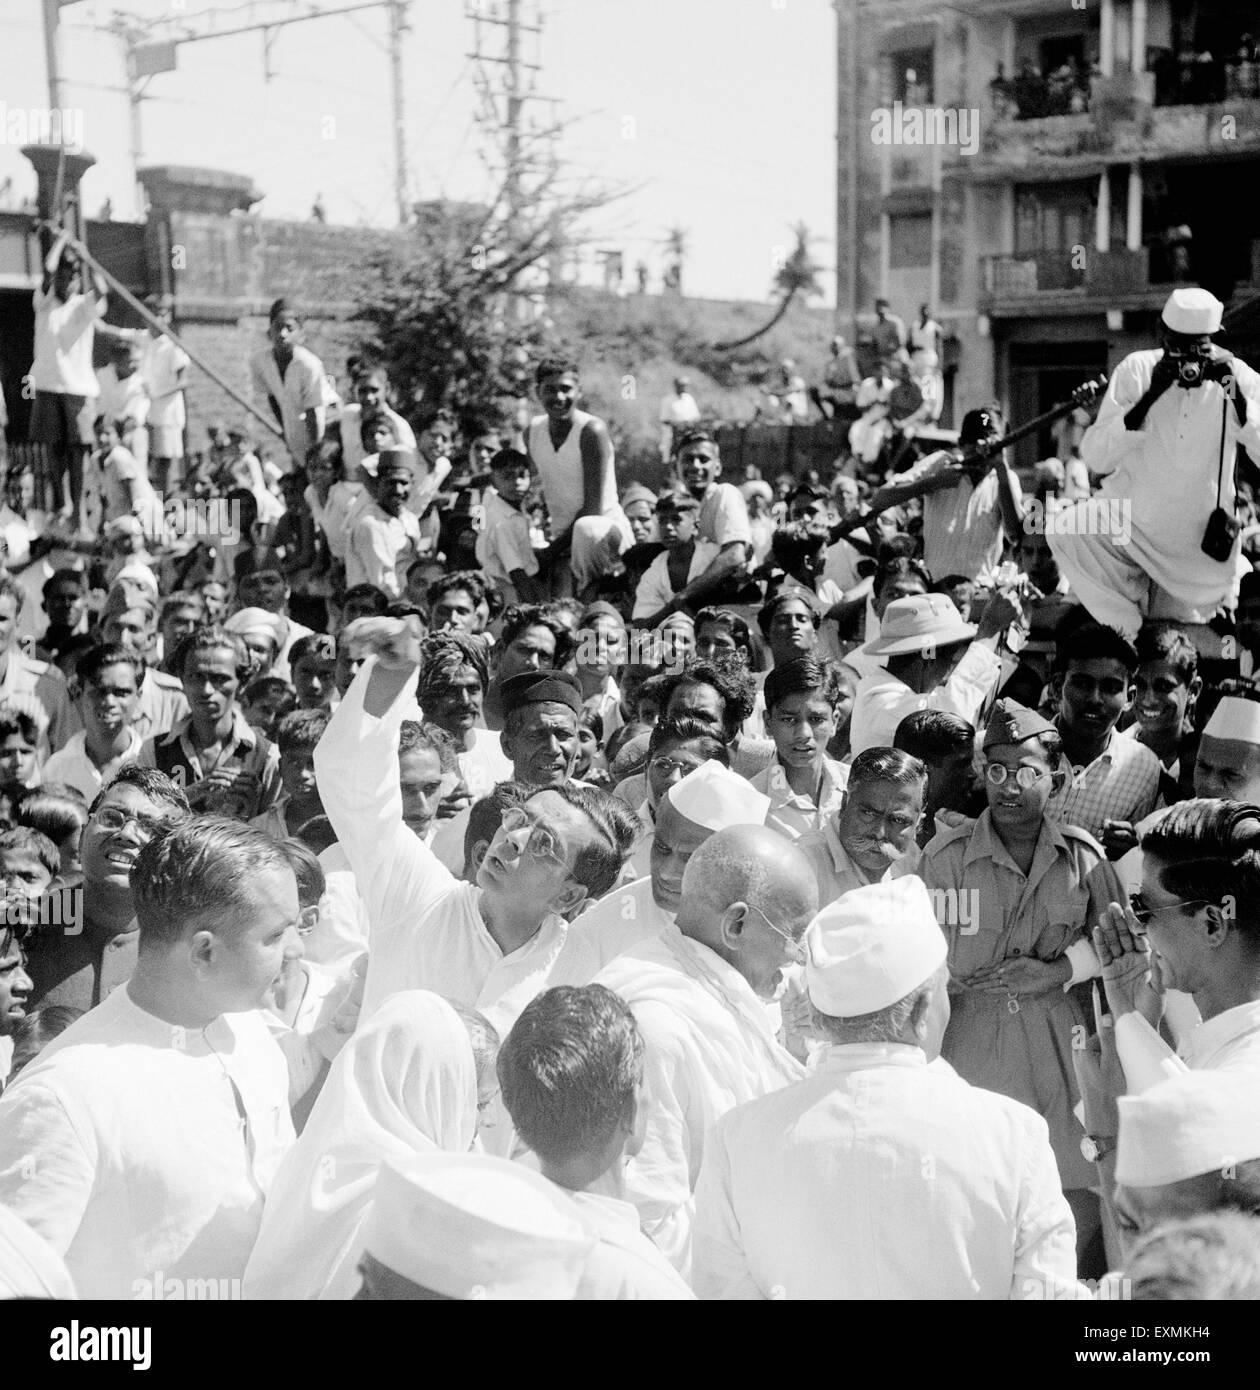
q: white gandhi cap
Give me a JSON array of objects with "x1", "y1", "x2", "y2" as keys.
[
  {"x1": 1116, "y1": 1067, "x2": 1260, "y2": 1189},
  {"x1": 1161, "y1": 287, "x2": 1223, "y2": 336},
  {"x1": 804, "y1": 876, "x2": 947, "y2": 1017},
  {"x1": 666, "y1": 758, "x2": 771, "y2": 832},
  {"x1": 362, "y1": 1152, "x2": 594, "y2": 1299},
  {"x1": 1203, "y1": 696, "x2": 1260, "y2": 746}
]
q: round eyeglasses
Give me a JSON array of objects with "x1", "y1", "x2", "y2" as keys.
[{"x1": 984, "y1": 764, "x2": 1050, "y2": 789}]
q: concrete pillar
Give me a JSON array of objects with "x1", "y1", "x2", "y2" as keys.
[
  {"x1": 1132, "y1": 0, "x2": 1147, "y2": 74},
  {"x1": 1100, "y1": 0, "x2": 1116, "y2": 78},
  {"x1": 1126, "y1": 164, "x2": 1142, "y2": 252},
  {"x1": 1096, "y1": 169, "x2": 1111, "y2": 253}
]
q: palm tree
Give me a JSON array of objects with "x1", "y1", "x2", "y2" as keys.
[{"x1": 714, "y1": 221, "x2": 825, "y2": 349}]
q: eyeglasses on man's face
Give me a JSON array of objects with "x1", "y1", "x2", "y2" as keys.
[
  {"x1": 984, "y1": 763, "x2": 1050, "y2": 789},
  {"x1": 498, "y1": 806, "x2": 569, "y2": 872},
  {"x1": 92, "y1": 805, "x2": 176, "y2": 839},
  {"x1": 745, "y1": 902, "x2": 806, "y2": 963}
]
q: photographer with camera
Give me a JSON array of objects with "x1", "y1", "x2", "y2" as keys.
[{"x1": 1049, "y1": 289, "x2": 1260, "y2": 640}]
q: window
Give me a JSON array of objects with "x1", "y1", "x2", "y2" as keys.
[
  {"x1": 892, "y1": 47, "x2": 934, "y2": 105},
  {"x1": 888, "y1": 212, "x2": 933, "y2": 269}
]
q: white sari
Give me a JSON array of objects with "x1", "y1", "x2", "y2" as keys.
[{"x1": 243, "y1": 991, "x2": 477, "y2": 1300}]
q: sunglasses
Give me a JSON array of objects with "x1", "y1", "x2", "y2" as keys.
[
  {"x1": 984, "y1": 764, "x2": 1050, "y2": 789},
  {"x1": 1128, "y1": 893, "x2": 1208, "y2": 928}
]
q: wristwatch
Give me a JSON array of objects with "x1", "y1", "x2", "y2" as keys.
[{"x1": 1080, "y1": 1134, "x2": 1116, "y2": 1163}]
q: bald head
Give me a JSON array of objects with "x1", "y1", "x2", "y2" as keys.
[{"x1": 675, "y1": 825, "x2": 819, "y2": 999}]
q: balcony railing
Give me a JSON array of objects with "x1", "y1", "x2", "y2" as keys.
[
  {"x1": 981, "y1": 248, "x2": 1153, "y2": 305},
  {"x1": 982, "y1": 250, "x2": 1085, "y2": 298}
]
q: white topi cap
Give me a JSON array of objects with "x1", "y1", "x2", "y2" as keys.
[
  {"x1": 666, "y1": 759, "x2": 771, "y2": 832},
  {"x1": 1116, "y1": 1068, "x2": 1260, "y2": 1189},
  {"x1": 1161, "y1": 287, "x2": 1223, "y2": 336},
  {"x1": 362, "y1": 1153, "x2": 594, "y2": 1299},
  {"x1": 1202, "y1": 696, "x2": 1260, "y2": 747},
  {"x1": 805, "y1": 876, "x2": 947, "y2": 1018}
]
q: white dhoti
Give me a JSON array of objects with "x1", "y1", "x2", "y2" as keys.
[
  {"x1": 571, "y1": 510, "x2": 633, "y2": 589},
  {"x1": 1048, "y1": 519, "x2": 1232, "y2": 641}
]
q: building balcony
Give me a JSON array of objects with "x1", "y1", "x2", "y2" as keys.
[
  {"x1": 963, "y1": 88, "x2": 1260, "y2": 181},
  {"x1": 979, "y1": 246, "x2": 1165, "y2": 317}
]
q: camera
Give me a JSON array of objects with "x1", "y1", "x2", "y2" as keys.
[{"x1": 1166, "y1": 343, "x2": 1213, "y2": 388}]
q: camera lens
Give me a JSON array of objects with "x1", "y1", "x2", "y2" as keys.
[{"x1": 1178, "y1": 360, "x2": 1203, "y2": 386}]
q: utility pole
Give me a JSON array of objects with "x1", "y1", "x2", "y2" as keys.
[
  {"x1": 467, "y1": 0, "x2": 552, "y2": 218},
  {"x1": 505, "y1": 0, "x2": 522, "y2": 222},
  {"x1": 103, "y1": 2, "x2": 411, "y2": 224},
  {"x1": 389, "y1": 1, "x2": 411, "y2": 225}
]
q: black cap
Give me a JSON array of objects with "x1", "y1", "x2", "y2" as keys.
[
  {"x1": 499, "y1": 670, "x2": 582, "y2": 718},
  {"x1": 960, "y1": 407, "x2": 1001, "y2": 446}
]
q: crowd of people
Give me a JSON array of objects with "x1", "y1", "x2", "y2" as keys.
[{"x1": 0, "y1": 221, "x2": 1259, "y2": 1302}]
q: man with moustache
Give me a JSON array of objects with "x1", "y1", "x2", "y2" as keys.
[
  {"x1": 0, "y1": 818, "x2": 302, "y2": 1298},
  {"x1": 594, "y1": 825, "x2": 818, "y2": 1278},
  {"x1": 806, "y1": 747, "x2": 925, "y2": 908},
  {"x1": 417, "y1": 633, "x2": 511, "y2": 802}
]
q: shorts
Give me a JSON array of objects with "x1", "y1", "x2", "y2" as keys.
[
  {"x1": 29, "y1": 390, "x2": 94, "y2": 447},
  {"x1": 148, "y1": 422, "x2": 185, "y2": 458}
]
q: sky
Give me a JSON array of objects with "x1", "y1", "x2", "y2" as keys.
[{"x1": 0, "y1": 0, "x2": 838, "y2": 305}]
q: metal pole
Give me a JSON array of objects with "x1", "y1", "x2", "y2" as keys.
[
  {"x1": 389, "y1": 1, "x2": 410, "y2": 225},
  {"x1": 849, "y1": 0, "x2": 860, "y2": 342},
  {"x1": 42, "y1": 0, "x2": 63, "y2": 112},
  {"x1": 506, "y1": 0, "x2": 522, "y2": 223}
]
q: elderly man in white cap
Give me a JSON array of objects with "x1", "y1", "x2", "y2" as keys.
[
  {"x1": 692, "y1": 877, "x2": 1078, "y2": 1299},
  {"x1": 1109, "y1": 1067, "x2": 1260, "y2": 1263},
  {"x1": 848, "y1": 591, "x2": 1015, "y2": 757},
  {"x1": 1049, "y1": 288, "x2": 1260, "y2": 641},
  {"x1": 355, "y1": 1153, "x2": 595, "y2": 1300},
  {"x1": 572, "y1": 760, "x2": 770, "y2": 968},
  {"x1": 594, "y1": 824, "x2": 819, "y2": 1279}
]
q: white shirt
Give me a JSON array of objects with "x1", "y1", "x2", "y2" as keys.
[
  {"x1": 338, "y1": 404, "x2": 416, "y2": 479},
  {"x1": 248, "y1": 344, "x2": 328, "y2": 465},
  {"x1": 457, "y1": 725, "x2": 514, "y2": 801},
  {"x1": 849, "y1": 641, "x2": 1003, "y2": 757},
  {"x1": 633, "y1": 542, "x2": 720, "y2": 620},
  {"x1": 31, "y1": 287, "x2": 103, "y2": 397},
  {"x1": 1116, "y1": 999, "x2": 1260, "y2": 1091},
  {"x1": 571, "y1": 1190, "x2": 695, "y2": 1300},
  {"x1": 41, "y1": 727, "x2": 144, "y2": 803},
  {"x1": 345, "y1": 502, "x2": 422, "y2": 599},
  {"x1": 140, "y1": 334, "x2": 189, "y2": 429},
  {"x1": 0, "y1": 985, "x2": 293, "y2": 1299},
  {"x1": 594, "y1": 924, "x2": 804, "y2": 1278},
  {"x1": 570, "y1": 874, "x2": 674, "y2": 972},
  {"x1": 314, "y1": 658, "x2": 603, "y2": 1039},
  {"x1": 693, "y1": 1042, "x2": 1077, "y2": 1300},
  {"x1": 476, "y1": 488, "x2": 538, "y2": 603}
]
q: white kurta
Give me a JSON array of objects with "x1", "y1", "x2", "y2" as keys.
[
  {"x1": 0, "y1": 985, "x2": 292, "y2": 1299},
  {"x1": 1056, "y1": 350, "x2": 1260, "y2": 615},
  {"x1": 569, "y1": 873, "x2": 674, "y2": 972},
  {"x1": 693, "y1": 1042, "x2": 1077, "y2": 1300},
  {"x1": 314, "y1": 658, "x2": 602, "y2": 1039},
  {"x1": 570, "y1": 1190, "x2": 695, "y2": 1300},
  {"x1": 593, "y1": 924, "x2": 804, "y2": 1279}
]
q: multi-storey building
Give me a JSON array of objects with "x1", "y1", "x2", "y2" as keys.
[{"x1": 837, "y1": 0, "x2": 1260, "y2": 464}]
